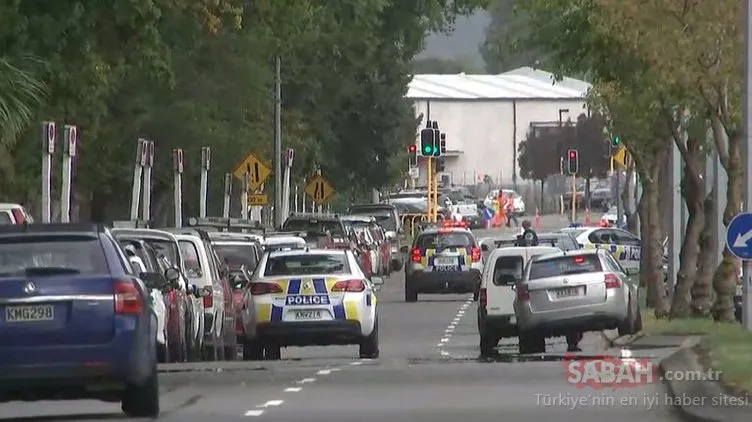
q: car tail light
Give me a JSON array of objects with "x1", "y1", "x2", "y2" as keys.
[
  {"x1": 203, "y1": 286, "x2": 214, "y2": 308},
  {"x1": 411, "y1": 247, "x2": 422, "y2": 263},
  {"x1": 331, "y1": 279, "x2": 366, "y2": 292},
  {"x1": 479, "y1": 288, "x2": 487, "y2": 306},
  {"x1": 516, "y1": 284, "x2": 530, "y2": 301},
  {"x1": 605, "y1": 273, "x2": 621, "y2": 289},
  {"x1": 471, "y1": 247, "x2": 481, "y2": 262},
  {"x1": 249, "y1": 282, "x2": 283, "y2": 295},
  {"x1": 114, "y1": 280, "x2": 144, "y2": 314}
]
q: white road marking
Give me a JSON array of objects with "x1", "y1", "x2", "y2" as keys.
[
  {"x1": 258, "y1": 400, "x2": 284, "y2": 407},
  {"x1": 441, "y1": 350, "x2": 450, "y2": 356},
  {"x1": 437, "y1": 343, "x2": 444, "y2": 347},
  {"x1": 330, "y1": 367, "x2": 341, "y2": 371},
  {"x1": 440, "y1": 337, "x2": 449, "y2": 343},
  {"x1": 350, "y1": 361, "x2": 362, "y2": 366},
  {"x1": 445, "y1": 327, "x2": 454, "y2": 333},
  {"x1": 285, "y1": 387, "x2": 302, "y2": 392},
  {"x1": 245, "y1": 410, "x2": 264, "y2": 416},
  {"x1": 316, "y1": 369, "x2": 332, "y2": 375},
  {"x1": 297, "y1": 378, "x2": 316, "y2": 383}
]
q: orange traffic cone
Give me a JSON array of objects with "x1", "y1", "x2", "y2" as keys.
[
  {"x1": 584, "y1": 208, "x2": 592, "y2": 225},
  {"x1": 534, "y1": 208, "x2": 541, "y2": 231}
]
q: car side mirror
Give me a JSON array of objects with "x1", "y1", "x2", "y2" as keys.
[
  {"x1": 164, "y1": 267, "x2": 180, "y2": 283},
  {"x1": 385, "y1": 231, "x2": 396, "y2": 241},
  {"x1": 398, "y1": 227, "x2": 404, "y2": 235},
  {"x1": 140, "y1": 272, "x2": 168, "y2": 290},
  {"x1": 481, "y1": 244, "x2": 489, "y2": 252},
  {"x1": 399, "y1": 245, "x2": 410, "y2": 254}
]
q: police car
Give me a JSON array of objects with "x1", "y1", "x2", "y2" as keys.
[
  {"x1": 557, "y1": 226, "x2": 641, "y2": 273},
  {"x1": 245, "y1": 248, "x2": 383, "y2": 359},
  {"x1": 400, "y1": 220, "x2": 483, "y2": 302}
]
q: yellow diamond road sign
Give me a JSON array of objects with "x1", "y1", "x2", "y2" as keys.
[
  {"x1": 613, "y1": 146, "x2": 630, "y2": 168},
  {"x1": 247, "y1": 194, "x2": 268, "y2": 206},
  {"x1": 233, "y1": 151, "x2": 271, "y2": 191},
  {"x1": 304, "y1": 174, "x2": 335, "y2": 205}
]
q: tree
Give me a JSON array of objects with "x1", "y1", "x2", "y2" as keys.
[
  {"x1": 480, "y1": 0, "x2": 541, "y2": 73},
  {"x1": 511, "y1": 0, "x2": 672, "y2": 316},
  {"x1": 591, "y1": 0, "x2": 741, "y2": 320}
]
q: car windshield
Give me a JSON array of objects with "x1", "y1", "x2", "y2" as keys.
[
  {"x1": 282, "y1": 219, "x2": 345, "y2": 237},
  {"x1": 213, "y1": 243, "x2": 258, "y2": 272},
  {"x1": 349, "y1": 210, "x2": 396, "y2": 231},
  {"x1": 416, "y1": 232, "x2": 474, "y2": 249},
  {"x1": 0, "y1": 235, "x2": 108, "y2": 276},
  {"x1": 528, "y1": 254, "x2": 602, "y2": 280},
  {"x1": 264, "y1": 253, "x2": 349, "y2": 276}
]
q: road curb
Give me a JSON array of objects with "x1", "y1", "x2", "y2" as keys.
[
  {"x1": 660, "y1": 338, "x2": 748, "y2": 422},
  {"x1": 600, "y1": 330, "x2": 644, "y2": 348}
]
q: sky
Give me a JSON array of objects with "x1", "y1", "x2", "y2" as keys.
[{"x1": 417, "y1": 11, "x2": 491, "y2": 60}]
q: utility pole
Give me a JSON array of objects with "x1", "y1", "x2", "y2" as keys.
[{"x1": 273, "y1": 56, "x2": 283, "y2": 228}]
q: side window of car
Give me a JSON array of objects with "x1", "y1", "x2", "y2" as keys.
[
  {"x1": 614, "y1": 230, "x2": 641, "y2": 246},
  {"x1": 588, "y1": 229, "x2": 613, "y2": 245},
  {"x1": 107, "y1": 236, "x2": 133, "y2": 274}
]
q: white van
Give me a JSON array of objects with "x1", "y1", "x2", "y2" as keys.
[{"x1": 477, "y1": 246, "x2": 560, "y2": 356}]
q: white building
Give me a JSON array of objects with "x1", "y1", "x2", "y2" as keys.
[{"x1": 406, "y1": 67, "x2": 591, "y2": 186}]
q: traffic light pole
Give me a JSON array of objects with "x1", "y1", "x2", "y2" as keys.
[
  {"x1": 571, "y1": 174, "x2": 577, "y2": 223},
  {"x1": 426, "y1": 156, "x2": 433, "y2": 222},
  {"x1": 433, "y1": 160, "x2": 439, "y2": 221}
]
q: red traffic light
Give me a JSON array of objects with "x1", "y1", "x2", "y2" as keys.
[
  {"x1": 408, "y1": 144, "x2": 417, "y2": 153},
  {"x1": 569, "y1": 150, "x2": 577, "y2": 158}
]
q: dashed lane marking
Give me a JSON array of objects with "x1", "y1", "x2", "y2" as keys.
[
  {"x1": 437, "y1": 296, "x2": 474, "y2": 356},
  {"x1": 242, "y1": 357, "x2": 372, "y2": 416}
]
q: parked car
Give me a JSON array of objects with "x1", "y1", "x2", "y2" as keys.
[
  {"x1": 111, "y1": 228, "x2": 206, "y2": 361},
  {"x1": 0, "y1": 223, "x2": 164, "y2": 417},
  {"x1": 165, "y1": 228, "x2": 237, "y2": 361},
  {"x1": 0, "y1": 203, "x2": 33, "y2": 225}
]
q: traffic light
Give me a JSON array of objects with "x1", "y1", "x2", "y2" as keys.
[
  {"x1": 408, "y1": 144, "x2": 417, "y2": 167},
  {"x1": 611, "y1": 136, "x2": 622, "y2": 149},
  {"x1": 567, "y1": 149, "x2": 579, "y2": 174},
  {"x1": 432, "y1": 122, "x2": 441, "y2": 157},
  {"x1": 420, "y1": 128, "x2": 434, "y2": 156},
  {"x1": 440, "y1": 133, "x2": 446, "y2": 154}
]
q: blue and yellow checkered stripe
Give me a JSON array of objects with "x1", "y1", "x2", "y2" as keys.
[
  {"x1": 583, "y1": 244, "x2": 640, "y2": 261},
  {"x1": 256, "y1": 277, "x2": 365, "y2": 322}
]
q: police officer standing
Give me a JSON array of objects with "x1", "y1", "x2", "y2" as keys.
[{"x1": 515, "y1": 220, "x2": 539, "y2": 246}]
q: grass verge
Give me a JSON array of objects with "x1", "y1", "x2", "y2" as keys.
[{"x1": 642, "y1": 312, "x2": 752, "y2": 394}]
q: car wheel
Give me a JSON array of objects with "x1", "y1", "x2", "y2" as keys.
[
  {"x1": 618, "y1": 301, "x2": 636, "y2": 336},
  {"x1": 264, "y1": 345, "x2": 281, "y2": 360},
  {"x1": 359, "y1": 320, "x2": 379, "y2": 359},
  {"x1": 121, "y1": 363, "x2": 159, "y2": 417},
  {"x1": 479, "y1": 334, "x2": 497, "y2": 357},
  {"x1": 243, "y1": 339, "x2": 264, "y2": 360},
  {"x1": 633, "y1": 308, "x2": 643, "y2": 332},
  {"x1": 216, "y1": 326, "x2": 225, "y2": 361},
  {"x1": 518, "y1": 332, "x2": 545, "y2": 354},
  {"x1": 391, "y1": 259, "x2": 403, "y2": 272},
  {"x1": 224, "y1": 324, "x2": 237, "y2": 361}
]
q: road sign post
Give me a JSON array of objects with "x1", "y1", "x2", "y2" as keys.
[
  {"x1": 172, "y1": 148, "x2": 184, "y2": 227},
  {"x1": 41, "y1": 121, "x2": 56, "y2": 223},
  {"x1": 304, "y1": 173, "x2": 335, "y2": 207},
  {"x1": 223, "y1": 173, "x2": 232, "y2": 218},
  {"x1": 241, "y1": 173, "x2": 249, "y2": 220},
  {"x1": 742, "y1": 0, "x2": 752, "y2": 329},
  {"x1": 199, "y1": 146, "x2": 211, "y2": 218},
  {"x1": 60, "y1": 125, "x2": 77, "y2": 223},
  {"x1": 130, "y1": 139, "x2": 146, "y2": 220},
  {"x1": 141, "y1": 140, "x2": 154, "y2": 221}
]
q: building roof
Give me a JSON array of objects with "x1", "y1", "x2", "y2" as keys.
[{"x1": 407, "y1": 66, "x2": 590, "y2": 100}]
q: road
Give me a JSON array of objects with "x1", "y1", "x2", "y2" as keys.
[{"x1": 0, "y1": 215, "x2": 681, "y2": 421}]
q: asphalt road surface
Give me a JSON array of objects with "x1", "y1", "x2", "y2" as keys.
[{"x1": 0, "y1": 215, "x2": 682, "y2": 421}]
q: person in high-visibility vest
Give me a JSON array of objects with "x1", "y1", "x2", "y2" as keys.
[{"x1": 497, "y1": 193, "x2": 508, "y2": 227}]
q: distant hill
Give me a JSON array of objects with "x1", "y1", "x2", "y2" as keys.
[{"x1": 417, "y1": 11, "x2": 491, "y2": 63}]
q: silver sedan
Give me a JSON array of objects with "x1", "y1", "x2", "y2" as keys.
[{"x1": 513, "y1": 249, "x2": 642, "y2": 354}]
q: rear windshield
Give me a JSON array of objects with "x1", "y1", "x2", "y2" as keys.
[
  {"x1": 0, "y1": 236, "x2": 108, "y2": 275},
  {"x1": 349, "y1": 210, "x2": 396, "y2": 231},
  {"x1": 493, "y1": 256, "x2": 524, "y2": 286},
  {"x1": 179, "y1": 240, "x2": 202, "y2": 276},
  {"x1": 264, "y1": 253, "x2": 349, "y2": 276},
  {"x1": 145, "y1": 239, "x2": 179, "y2": 264},
  {"x1": 528, "y1": 254, "x2": 602, "y2": 280},
  {"x1": 538, "y1": 235, "x2": 578, "y2": 251},
  {"x1": 416, "y1": 232, "x2": 475, "y2": 249},
  {"x1": 213, "y1": 243, "x2": 258, "y2": 272},
  {"x1": 282, "y1": 219, "x2": 345, "y2": 237}
]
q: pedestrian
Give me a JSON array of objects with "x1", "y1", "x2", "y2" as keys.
[
  {"x1": 516, "y1": 219, "x2": 539, "y2": 246},
  {"x1": 497, "y1": 193, "x2": 507, "y2": 228},
  {"x1": 506, "y1": 197, "x2": 519, "y2": 227}
]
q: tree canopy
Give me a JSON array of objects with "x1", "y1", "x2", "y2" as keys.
[{"x1": 0, "y1": 0, "x2": 489, "y2": 220}]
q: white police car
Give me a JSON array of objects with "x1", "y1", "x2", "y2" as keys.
[{"x1": 244, "y1": 248, "x2": 383, "y2": 359}]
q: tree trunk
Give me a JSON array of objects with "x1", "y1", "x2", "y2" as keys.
[
  {"x1": 670, "y1": 177, "x2": 704, "y2": 318},
  {"x1": 640, "y1": 164, "x2": 669, "y2": 316},
  {"x1": 712, "y1": 139, "x2": 743, "y2": 322},
  {"x1": 691, "y1": 190, "x2": 715, "y2": 317}
]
